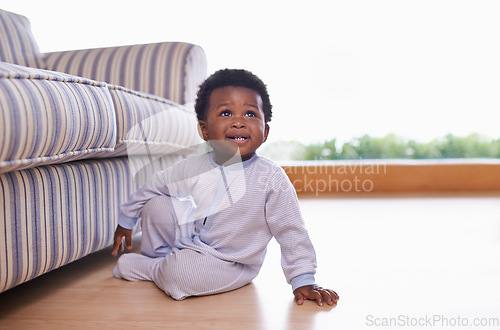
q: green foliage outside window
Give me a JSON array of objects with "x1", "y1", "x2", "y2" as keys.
[{"x1": 261, "y1": 133, "x2": 500, "y2": 160}]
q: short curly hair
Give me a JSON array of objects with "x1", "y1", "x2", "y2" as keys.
[{"x1": 194, "y1": 69, "x2": 273, "y2": 123}]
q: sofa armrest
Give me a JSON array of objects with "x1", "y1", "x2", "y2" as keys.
[{"x1": 44, "y1": 42, "x2": 207, "y2": 105}]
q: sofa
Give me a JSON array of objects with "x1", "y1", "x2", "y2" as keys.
[{"x1": 0, "y1": 8, "x2": 207, "y2": 293}]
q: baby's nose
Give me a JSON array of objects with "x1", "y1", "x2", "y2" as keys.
[{"x1": 231, "y1": 120, "x2": 246, "y2": 128}]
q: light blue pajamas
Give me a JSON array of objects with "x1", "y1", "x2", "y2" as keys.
[{"x1": 113, "y1": 152, "x2": 317, "y2": 300}]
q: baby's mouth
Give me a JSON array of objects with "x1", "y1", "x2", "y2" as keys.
[{"x1": 227, "y1": 136, "x2": 249, "y2": 143}]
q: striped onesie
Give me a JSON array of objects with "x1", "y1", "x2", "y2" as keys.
[{"x1": 113, "y1": 151, "x2": 317, "y2": 300}]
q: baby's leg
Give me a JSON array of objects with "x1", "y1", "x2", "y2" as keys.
[
  {"x1": 139, "y1": 195, "x2": 177, "y2": 257},
  {"x1": 151, "y1": 249, "x2": 259, "y2": 300},
  {"x1": 113, "y1": 195, "x2": 195, "y2": 281},
  {"x1": 139, "y1": 195, "x2": 195, "y2": 257},
  {"x1": 112, "y1": 253, "x2": 160, "y2": 281}
]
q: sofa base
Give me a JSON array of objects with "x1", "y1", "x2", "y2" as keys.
[{"x1": 0, "y1": 157, "x2": 149, "y2": 293}]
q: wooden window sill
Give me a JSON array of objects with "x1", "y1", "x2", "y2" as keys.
[{"x1": 281, "y1": 159, "x2": 500, "y2": 195}]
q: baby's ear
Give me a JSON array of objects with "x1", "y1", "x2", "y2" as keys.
[
  {"x1": 263, "y1": 124, "x2": 270, "y2": 143},
  {"x1": 198, "y1": 121, "x2": 209, "y2": 141}
]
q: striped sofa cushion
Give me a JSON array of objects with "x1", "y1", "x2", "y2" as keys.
[
  {"x1": 0, "y1": 9, "x2": 46, "y2": 69},
  {"x1": 0, "y1": 62, "x2": 117, "y2": 173},
  {"x1": 45, "y1": 42, "x2": 207, "y2": 105},
  {"x1": 106, "y1": 85, "x2": 203, "y2": 158}
]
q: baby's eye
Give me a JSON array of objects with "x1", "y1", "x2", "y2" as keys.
[
  {"x1": 220, "y1": 110, "x2": 231, "y2": 117},
  {"x1": 245, "y1": 111, "x2": 257, "y2": 117}
]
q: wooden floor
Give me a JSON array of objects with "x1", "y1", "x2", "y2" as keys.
[{"x1": 1, "y1": 193, "x2": 500, "y2": 329}]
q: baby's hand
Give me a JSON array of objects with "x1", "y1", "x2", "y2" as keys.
[
  {"x1": 293, "y1": 285, "x2": 339, "y2": 306},
  {"x1": 111, "y1": 225, "x2": 133, "y2": 256}
]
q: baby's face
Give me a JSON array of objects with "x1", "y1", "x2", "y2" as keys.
[{"x1": 199, "y1": 86, "x2": 269, "y2": 162}]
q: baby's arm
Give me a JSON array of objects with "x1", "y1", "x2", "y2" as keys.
[
  {"x1": 294, "y1": 285, "x2": 339, "y2": 306},
  {"x1": 265, "y1": 168, "x2": 339, "y2": 307}
]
